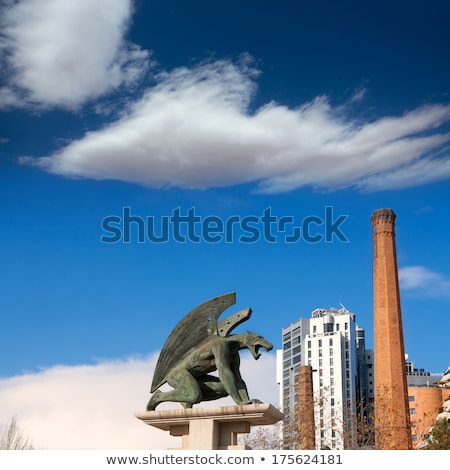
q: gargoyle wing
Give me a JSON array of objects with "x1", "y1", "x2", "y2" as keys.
[
  {"x1": 151, "y1": 292, "x2": 237, "y2": 392},
  {"x1": 218, "y1": 307, "x2": 252, "y2": 337}
]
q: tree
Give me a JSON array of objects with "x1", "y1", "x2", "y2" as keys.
[
  {"x1": 0, "y1": 417, "x2": 34, "y2": 450},
  {"x1": 239, "y1": 423, "x2": 282, "y2": 450},
  {"x1": 424, "y1": 418, "x2": 450, "y2": 450}
]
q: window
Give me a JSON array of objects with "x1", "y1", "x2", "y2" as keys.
[
  {"x1": 408, "y1": 396, "x2": 415, "y2": 402},
  {"x1": 313, "y1": 326, "x2": 317, "y2": 333},
  {"x1": 410, "y1": 408, "x2": 416, "y2": 415},
  {"x1": 283, "y1": 332, "x2": 291, "y2": 341},
  {"x1": 329, "y1": 338, "x2": 333, "y2": 346},
  {"x1": 293, "y1": 345, "x2": 301, "y2": 355},
  {"x1": 318, "y1": 339, "x2": 322, "y2": 347}
]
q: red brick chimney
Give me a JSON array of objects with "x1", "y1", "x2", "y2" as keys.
[{"x1": 371, "y1": 209, "x2": 412, "y2": 449}]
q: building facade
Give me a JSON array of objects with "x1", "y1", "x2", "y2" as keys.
[
  {"x1": 407, "y1": 364, "x2": 450, "y2": 448},
  {"x1": 279, "y1": 306, "x2": 373, "y2": 449}
]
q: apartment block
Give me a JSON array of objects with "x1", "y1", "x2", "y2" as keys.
[{"x1": 279, "y1": 306, "x2": 373, "y2": 449}]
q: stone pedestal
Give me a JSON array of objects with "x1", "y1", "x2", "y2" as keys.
[{"x1": 135, "y1": 403, "x2": 283, "y2": 450}]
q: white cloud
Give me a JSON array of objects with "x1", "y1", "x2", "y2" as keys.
[
  {"x1": 348, "y1": 86, "x2": 367, "y2": 104},
  {"x1": 24, "y1": 57, "x2": 450, "y2": 193},
  {"x1": 3, "y1": 0, "x2": 450, "y2": 193},
  {"x1": 0, "y1": 0, "x2": 150, "y2": 109},
  {"x1": 0, "y1": 352, "x2": 278, "y2": 449},
  {"x1": 399, "y1": 266, "x2": 450, "y2": 297}
]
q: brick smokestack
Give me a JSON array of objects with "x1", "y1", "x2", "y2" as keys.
[
  {"x1": 297, "y1": 365, "x2": 315, "y2": 449},
  {"x1": 371, "y1": 209, "x2": 412, "y2": 449}
]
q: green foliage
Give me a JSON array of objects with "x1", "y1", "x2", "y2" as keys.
[{"x1": 424, "y1": 417, "x2": 450, "y2": 450}]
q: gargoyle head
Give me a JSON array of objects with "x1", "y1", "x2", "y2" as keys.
[{"x1": 243, "y1": 331, "x2": 273, "y2": 360}]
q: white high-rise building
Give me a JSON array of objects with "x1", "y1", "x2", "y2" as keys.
[{"x1": 278, "y1": 306, "x2": 373, "y2": 450}]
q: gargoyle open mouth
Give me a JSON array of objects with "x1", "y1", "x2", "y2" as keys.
[
  {"x1": 251, "y1": 339, "x2": 273, "y2": 360},
  {"x1": 253, "y1": 345, "x2": 263, "y2": 360}
]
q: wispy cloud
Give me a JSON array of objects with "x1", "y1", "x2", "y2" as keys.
[
  {"x1": 399, "y1": 266, "x2": 450, "y2": 298},
  {"x1": 0, "y1": 353, "x2": 278, "y2": 449},
  {"x1": 348, "y1": 86, "x2": 367, "y2": 104},
  {"x1": 0, "y1": 0, "x2": 150, "y2": 109},
  {"x1": 3, "y1": 0, "x2": 450, "y2": 193},
  {"x1": 26, "y1": 58, "x2": 450, "y2": 193}
]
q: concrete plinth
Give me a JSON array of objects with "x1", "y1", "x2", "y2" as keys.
[{"x1": 135, "y1": 403, "x2": 283, "y2": 450}]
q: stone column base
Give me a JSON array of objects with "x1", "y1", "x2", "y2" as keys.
[{"x1": 135, "y1": 403, "x2": 283, "y2": 450}]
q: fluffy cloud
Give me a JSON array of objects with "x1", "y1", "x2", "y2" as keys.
[
  {"x1": 25, "y1": 58, "x2": 450, "y2": 193},
  {"x1": 0, "y1": 0, "x2": 150, "y2": 109},
  {"x1": 399, "y1": 266, "x2": 450, "y2": 297},
  {"x1": 4, "y1": 0, "x2": 450, "y2": 192},
  {"x1": 0, "y1": 352, "x2": 278, "y2": 449}
]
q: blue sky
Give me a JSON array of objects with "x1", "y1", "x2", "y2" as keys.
[{"x1": 1, "y1": 0, "x2": 450, "y2": 440}]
